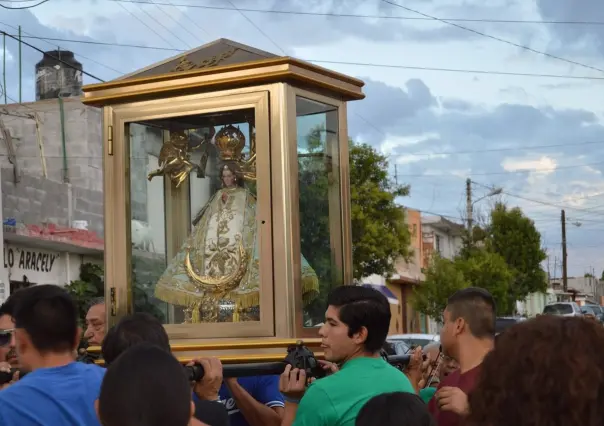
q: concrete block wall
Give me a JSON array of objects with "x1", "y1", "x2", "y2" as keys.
[{"x1": 0, "y1": 98, "x2": 103, "y2": 235}]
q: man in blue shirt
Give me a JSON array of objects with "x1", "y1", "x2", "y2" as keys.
[
  {"x1": 0, "y1": 285, "x2": 105, "y2": 426},
  {"x1": 219, "y1": 375, "x2": 284, "y2": 426}
]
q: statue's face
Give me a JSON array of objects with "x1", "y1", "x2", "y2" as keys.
[
  {"x1": 222, "y1": 169, "x2": 236, "y2": 188},
  {"x1": 172, "y1": 132, "x2": 188, "y2": 148}
]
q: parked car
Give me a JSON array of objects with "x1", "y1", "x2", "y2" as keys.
[
  {"x1": 581, "y1": 304, "x2": 604, "y2": 322},
  {"x1": 385, "y1": 340, "x2": 412, "y2": 355},
  {"x1": 388, "y1": 333, "x2": 440, "y2": 349},
  {"x1": 542, "y1": 302, "x2": 583, "y2": 317},
  {"x1": 495, "y1": 316, "x2": 525, "y2": 335}
]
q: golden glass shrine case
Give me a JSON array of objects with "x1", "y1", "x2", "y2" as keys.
[{"x1": 81, "y1": 39, "x2": 364, "y2": 361}]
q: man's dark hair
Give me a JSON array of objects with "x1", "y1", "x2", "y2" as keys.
[
  {"x1": 98, "y1": 343, "x2": 192, "y2": 426},
  {"x1": 101, "y1": 313, "x2": 230, "y2": 426},
  {"x1": 327, "y1": 286, "x2": 391, "y2": 353},
  {"x1": 446, "y1": 287, "x2": 496, "y2": 339},
  {"x1": 356, "y1": 392, "x2": 434, "y2": 426},
  {"x1": 12, "y1": 285, "x2": 78, "y2": 353},
  {"x1": 0, "y1": 290, "x2": 27, "y2": 318},
  {"x1": 102, "y1": 313, "x2": 169, "y2": 366}
]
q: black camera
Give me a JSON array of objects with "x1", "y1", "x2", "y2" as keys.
[
  {"x1": 0, "y1": 368, "x2": 26, "y2": 385},
  {"x1": 184, "y1": 363, "x2": 205, "y2": 382},
  {"x1": 285, "y1": 341, "x2": 325, "y2": 379}
]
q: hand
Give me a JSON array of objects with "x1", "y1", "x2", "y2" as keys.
[
  {"x1": 318, "y1": 360, "x2": 339, "y2": 375},
  {"x1": 404, "y1": 347, "x2": 429, "y2": 387},
  {"x1": 279, "y1": 365, "x2": 307, "y2": 401},
  {"x1": 436, "y1": 386, "x2": 469, "y2": 416},
  {"x1": 188, "y1": 357, "x2": 223, "y2": 401},
  {"x1": 0, "y1": 363, "x2": 18, "y2": 390}
]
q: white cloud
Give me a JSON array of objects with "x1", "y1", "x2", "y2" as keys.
[{"x1": 501, "y1": 156, "x2": 558, "y2": 174}]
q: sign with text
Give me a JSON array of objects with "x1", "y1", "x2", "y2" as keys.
[{"x1": 3, "y1": 244, "x2": 61, "y2": 283}]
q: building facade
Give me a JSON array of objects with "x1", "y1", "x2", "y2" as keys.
[{"x1": 0, "y1": 98, "x2": 105, "y2": 301}]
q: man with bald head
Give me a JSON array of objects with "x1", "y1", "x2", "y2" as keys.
[{"x1": 419, "y1": 343, "x2": 459, "y2": 403}]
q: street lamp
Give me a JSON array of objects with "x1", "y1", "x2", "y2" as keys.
[{"x1": 466, "y1": 179, "x2": 503, "y2": 231}]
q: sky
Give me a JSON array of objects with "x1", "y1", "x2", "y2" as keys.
[{"x1": 1, "y1": 0, "x2": 604, "y2": 278}]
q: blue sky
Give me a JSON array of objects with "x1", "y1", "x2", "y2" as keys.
[{"x1": 3, "y1": 0, "x2": 604, "y2": 277}]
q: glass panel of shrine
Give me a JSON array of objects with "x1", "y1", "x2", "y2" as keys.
[
  {"x1": 122, "y1": 92, "x2": 273, "y2": 338},
  {"x1": 295, "y1": 95, "x2": 344, "y2": 329}
]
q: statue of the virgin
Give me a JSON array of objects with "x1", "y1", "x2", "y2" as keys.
[{"x1": 153, "y1": 124, "x2": 319, "y2": 323}]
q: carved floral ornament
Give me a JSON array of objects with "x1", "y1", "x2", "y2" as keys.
[{"x1": 172, "y1": 47, "x2": 238, "y2": 73}]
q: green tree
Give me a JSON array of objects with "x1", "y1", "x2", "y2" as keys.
[
  {"x1": 350, "y1": 143, "x2": 412, "y2": 280},
  {"x1": 64, "y1": 263, "x2": 104, "y2": 326},
  {"x1": 298, "y1": 128, "x2": 412, "y2": 324},
  {"x1": 483, "y1": 203, "x2": 547, "y2": 311},
  {"x1": 412, "y1": 249, "x2": 512, "y2": 321},
  {"x1": 411, "y1": 255, "x2": 466, "y2": 321}
]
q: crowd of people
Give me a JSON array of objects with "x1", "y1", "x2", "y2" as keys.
[{"x1": 0, "y1": 283, "x2": 601, "y2": 426}]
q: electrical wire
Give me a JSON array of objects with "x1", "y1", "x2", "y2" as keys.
[
  {"x1": 0, "y1": 32, "x2": 602, "y2": 81},
  {"x1": 0, "y1": 22, "x2": 123, "y2": 76},
  {"x1": 130, "y1": 0, "x2": 190, "y2": 49},
  {"x1": 388, "y1": 140, "x2": 604, "y2": 158},
  {"x1": 1, "y1": 31, "x2": 105, "y2": 82},
  {"x1": 114, "y1": 0, "x2": 178, "y2": 49},
  {"x1": 380, "y1": 0, "x2": 604, "y2": 75},
  {"x1": 0, "y1": 0, "x2": 49, "y2": 9},
  {"x1": 104, "y1": 1, "x2": 604, "y2": 26},
  {"x1": 397, "y1": 160, "x2": 604, "y2": 178},
  {"x1": 224, "y1": 0, "x2": 286, "y2": 55}
]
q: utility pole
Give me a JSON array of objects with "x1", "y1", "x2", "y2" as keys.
[
  {"x1": 466, "y1": 178, "x2": 472, "y2": 231},
  {"x1": 394, "y1": 164, "x2": 398, "y2": 185},
  {"x1": 561, "y1": 209, "x2": 568, "y2": 293}
]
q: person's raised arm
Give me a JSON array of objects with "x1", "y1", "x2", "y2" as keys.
[{"x1": 225, "y1": 376, "x2": 283, "y2": 426}]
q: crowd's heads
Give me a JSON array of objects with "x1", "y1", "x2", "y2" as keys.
[
  {"x1": 467, "y1": 315, "x2": 604, "y2": 426},
  {"x1": 440, "y1": 287, "x2": 495, "y2": 358},
  {"x1": 85, "y1": 297, "x2": 106, "y2": 346},
  {"x1": 97, "y1": 343, "x2": 194, "y2": 426},
  {"x1": 11, "y1": 285, "x2": 79, "y2": 369},
  {"x1": 319, "y1": 286, "x2": 390, "y2": 362},
  {"x1": 356, "y1": 392, "x2": 434, "y2": 426},
  {"x1": 0, "y1": 291, "x2": 26, "y2": 367},
  {"x1": 101, "y1": 312, "x2": 169, "y2": 366}
]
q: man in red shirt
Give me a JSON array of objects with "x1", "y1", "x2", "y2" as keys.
[{"x1": 428, "y1": 287, "x2": 495, "y2": 426}]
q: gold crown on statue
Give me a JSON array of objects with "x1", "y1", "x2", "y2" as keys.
[{"x1": 215, "y1": 124, "x2": 246, "y2": 161}]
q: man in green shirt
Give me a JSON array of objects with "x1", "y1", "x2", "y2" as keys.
[{"x1": 279, "y1": 286, "x2": 416, "y2": 426}]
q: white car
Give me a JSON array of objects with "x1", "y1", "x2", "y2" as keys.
[{"x1": 388, "y1": 333, "x2": 440, "y2": 348}]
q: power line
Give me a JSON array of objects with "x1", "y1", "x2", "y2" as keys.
[
  {"x1": 381, "y1": 0, "x2": 604, "y2": 75},
  {"x1": 0, "y1": 31, "x2": 106, "y2": 82},
  {"x1": 145, "y1": 0, "x2": 195, "y2": 48},
  {"x1": 301, "y1": 60, "x2": 604, "y2": 81},
  {"x1": 114, "y1": 0, "x2": 177, "y2": 49},
  {"x1": 0, "y1": 22, "x2": 123, "y2": 76},
  {"x1": 389, "y1": 140, "x2": 604, "y2": 157},
  {"x1": 398, "y1": 160, "x2": 604, "y2": 178},
  {"x1": 0, "y1": 0, "x2": 48, "y2": 9},
  {"x1": 0, "y1": 32, "x2": 602, "y2": 81},
  {"x1": 472, "y1": 180, "x2": 604, "y2": 216},
  {"x1": 224, "y1": 0, "x2": 286, "y2": 55},
  {"x1": 105, "y1": 2, "x2": 604, "y2": 26},
  {"x1": 130, "y1": 0, "x2": 190, "y2": 49}
]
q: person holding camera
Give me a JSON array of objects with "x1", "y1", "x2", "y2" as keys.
[
  {"x1": 278, "y1": 286, "x2": 415, "y2": 426},
  {"x1": 0, "y1": 285, "x2": 106, "y2": 426}
]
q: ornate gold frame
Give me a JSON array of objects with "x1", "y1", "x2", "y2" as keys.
[{"x1": 104, "y1": 88, "x2": 275, "y2": 340}]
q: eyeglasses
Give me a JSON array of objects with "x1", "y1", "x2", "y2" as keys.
[{"x1": 0, "y1": 328, "x2": 14, "y2": 347}]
